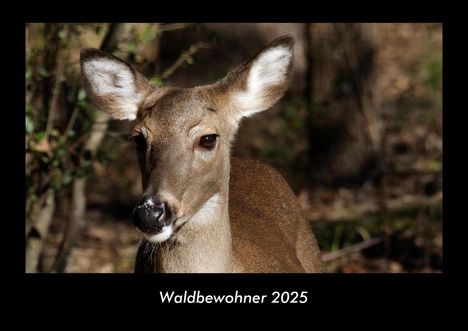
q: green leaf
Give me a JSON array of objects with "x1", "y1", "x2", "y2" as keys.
[
  {"x1": 127, "y1": 42, "x2": 136, "y2": 54},
  {"x1": 39, "y1": 67, "x2": 50, "y2": 77},
  {"x1": 58, "y1": 137, "x2": 66, "y2": 146},
  {"x1": 74, "y1": 168, "x2": 85, "y2": 178},
  {"x1": 427, "y1": 160, "x2": 442, "y2": 172},
  {"x1": 149, "y1": 77, "x2": 164, "y2": 87},
  {"x1": 55, "y1": 148, "x2": 66, "y2": 159},
  {"x1": 58, "y1": 29, "x2": 67, "y2": 41},
  {"x1": 26, "y1": 71, "x2": 33, "y2": 84},
  {"x1": 35, "y1": 131, "x2": 46, "y2": 141},
  {"x1": 140, "y1": 25, "x2": 158, "y2": 44},
  {"x1": 96, "y1": 24, "x2": 109, "y2": 37},
  {"x1": 356, "y1": 226, "x2": 371, "y2": 241},
  {"x1": 183, "y1": 53, "x2": 194, "y2": 65},
  {"x1": 51, "y1": 175, "x2": 62, "y2": 191},
  {"x1": 26, "y1": 116, "x2": 34, "y2": 134},
  {"x1": 98, "y1": 158, "x2": 108, "y2": 166},
  {"x1": 77, "y1": 88, "x2": 89, "y2": 109},
  {"x1": 27, "y1": 187, "x2": 38, "y2": 202},
  {"x1": 50, "y1": 128, "x2": 60, "y2": 137},
  {"x1": 29, "y1": 193, "x2": 38, "y2": 203},
  {"x1": 78, "y1": 88, "x2": 87, "y2": 102},
  {"x1": 62, "y1": 173, "x2": 73, "y2": 186}
]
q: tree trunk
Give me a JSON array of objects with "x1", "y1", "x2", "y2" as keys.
[
  {"x1": 26, "y1": 189, "x2": 55, "y2": 273},
  {"x1": 306, "y1": 23, "x2": 382, "y2": 186},
  {"x1": 51, "y1": 23, "x2": 129, "y2": 272}
]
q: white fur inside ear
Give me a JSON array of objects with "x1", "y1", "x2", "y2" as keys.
[
  {"x1": 83, "y1": 58, "x2": 143, "y2": 120},
  {"x1": 233, "y1": 46, "x2": 292, "y2": 118}
]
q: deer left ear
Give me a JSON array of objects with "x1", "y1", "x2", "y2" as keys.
[
  {"x1": 80, "y1": 48, "x2": 153, "y2": 121},
  {"x1": 217, "y1": 35, "x2": 294, "y2": 123}
]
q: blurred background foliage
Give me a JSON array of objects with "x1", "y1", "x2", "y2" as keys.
[{"x1": 25, "y1": 23, "x2": 442, "y2": 273}]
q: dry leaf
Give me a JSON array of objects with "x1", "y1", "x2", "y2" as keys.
[{"x1": 34, "y1": 138, "x2": 51, "y2": 154}]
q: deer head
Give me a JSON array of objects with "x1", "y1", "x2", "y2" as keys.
[{"x1": 80, "y1": 35, "x2": 294, "y2": 244}]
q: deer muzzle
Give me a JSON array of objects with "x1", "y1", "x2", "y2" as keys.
[{"x1": 132, "y1": 196, "x2": 173, "y2": 236}]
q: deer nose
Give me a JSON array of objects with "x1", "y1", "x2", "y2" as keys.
[{"x1": 132, "y1": 197, "x2": 171, "y2": 234}]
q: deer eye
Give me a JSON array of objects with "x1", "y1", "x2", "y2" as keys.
[
  {"x1": 198, "y1": 134, "x2": 218, "y2": 150},
  {"x1": 133, "y1": 134, "x2": 147, "y2": 152}
]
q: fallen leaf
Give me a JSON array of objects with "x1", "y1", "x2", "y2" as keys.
[{"x1": 34, "y1": 138, "x2": 51, "y2": 154}]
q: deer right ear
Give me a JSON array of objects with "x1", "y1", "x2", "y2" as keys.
[
  {"x1": 80, "y1": 49, "x2": 152, "y2": 121},
  {"x1": 212, "y1": 35, "x2": 294, "y2": 126}
]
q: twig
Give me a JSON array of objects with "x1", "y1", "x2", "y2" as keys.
[
  {"x1": 376, "y1": 173, "x2": 391, "y2": 271},
  {"x1": 83, "y1": 112, "x2": 110, "y2": 151},
  {"x1": 158, "y1": 23, "x2": 192, "y2": 32},
  {"x1": 45, "y1": 27, "x2": 68, "y2": 140},
  {"x1": 105, "y1": 131, "x2": 129, "y2": 138},
  {"x1": 306, "y1": 191, "x2": 442, "y2": 223},
  {"x1": 100, "y1": 23, "x2": 126, "y2": 53},
  {"x1": 161, "y1": 42, "x2": 211, "y2": 80},
  {"x1": 321, "y1": 237, "x2": 383, "y2": 262},
  {"x1": 62, "y1": 104, "x2": 79, "y2": 139}
]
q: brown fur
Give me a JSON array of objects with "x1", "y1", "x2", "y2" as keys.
[{"x1": 229, "y1": 158, "x2": 323, "y2": 272}]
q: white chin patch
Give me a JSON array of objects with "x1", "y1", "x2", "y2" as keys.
[{"x1": 146, "y1": 226, "x2": 173, "y2": 243}]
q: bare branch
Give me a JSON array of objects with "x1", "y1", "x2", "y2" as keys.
[
  {"x1": 44, "y1": 47, "x2": 66, "y2": 140},
  {"x1": 321, "y1": 237, "x2": 384, "y2": 262},
  {"x1": 62, "y1": 104, "x2": 79, "y2": 139},
  {"x1": 161, "y1": 42, "x2": 211, "y2": 80},
  {"x1": 305, "y1": 191, "x2": 442, "y2": 223},
  {"x1": 159, "y1": 23, "x2": 192, "y2": 32}
]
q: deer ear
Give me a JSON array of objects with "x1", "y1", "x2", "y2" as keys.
[
  {"x1": 80, "y1": 48, "x2": 152, "y2": 121},
  {"x1": 217, "y1": 35, "x2": 294, "y2": 124}
]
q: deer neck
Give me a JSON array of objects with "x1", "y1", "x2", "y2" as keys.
[{"x1": 154, "y1": 183, "x2": 233, "y2": 273}]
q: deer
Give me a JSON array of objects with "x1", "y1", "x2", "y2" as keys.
[{"x1": 80, "y1": 35, "x2": 324, "y2": 273}]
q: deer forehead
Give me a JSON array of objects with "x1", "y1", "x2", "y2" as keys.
[{"x1": 137, "y1": 87, "x2": 222, "y2": 137}]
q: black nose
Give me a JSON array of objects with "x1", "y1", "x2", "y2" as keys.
[{"x1": 132, "y1": 197, "x2": 171, "y2": 234}]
